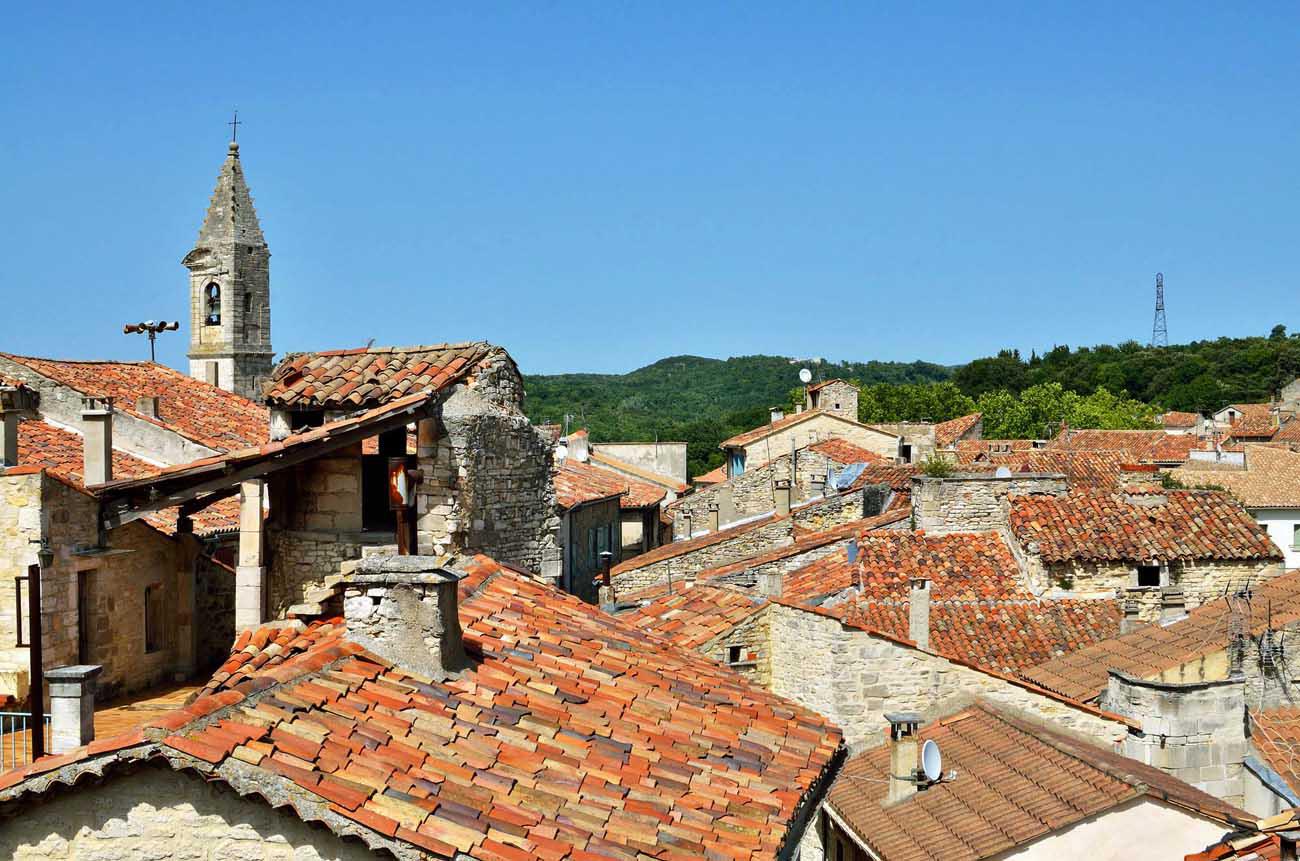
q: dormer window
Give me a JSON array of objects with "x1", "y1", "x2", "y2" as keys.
[{"x1": 204, "y1": 283, "x2": 221, "y2": 325}]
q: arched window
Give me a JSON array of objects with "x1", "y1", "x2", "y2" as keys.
[{"x1": 205, "y1": 282, "x2": 221, "y2": 325}]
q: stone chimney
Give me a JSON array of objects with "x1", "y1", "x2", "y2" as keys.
[
  {"x1": 683, "y1": 511, "x2": 693, "y2": 538},
  {"x1": 707, "y1": 502, "x2": 720, "y2": 533},
  {"x1": 344, "y1": 556, "x2": 467, "y2": 680},
  {"x1": 757, "y1": 569, "x2": 783, "y2": 597},
  {"x1": 1160, "y1": 586, "x2": 1186, "y2": 624},
  {"x1": 566, "y1": 430, "x2": 590, "y2": 463},
  {"x1": 774, "y1": 479, "x2": 792, "y2": 517},
  {"x1": 47, "y1": 664, "x2": 102, "y2": 754},
  {"x1": 1120, "y1": 596, "x2": 1142, "y2": 634},
  {"x1": 770, "y1": 406, "x2": 785, "y2": 423},
  {"x1": 80, "y1": 396, "x2": 114, "y2": 486},
  {"x1": 135, "y1": 395, "x2": 161, "y2": 419},
  {"x1": 909, "y1": 578, "x2": 931, "y2": 651},
  {"x1": 885, "y1": 713, "x2": 922, "y2": 804}
]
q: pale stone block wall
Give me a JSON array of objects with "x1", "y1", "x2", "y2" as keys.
[
  {"x1": 739, "y1": 414, "x2": 897, "y2": 471},
  {"x1": 1033, "y1": 558, "x2": 1280, "y2": 619},
  {"x1": 701, "y1": 606, "x2": 771, "y2": 687},
  {"x1": 591, "y1": 441, "x2": 688, "y2": 486},
  {"x1": 911, "y1": 474, "x2": 1067, "y2": 535},
  {"x1": 996, "y1": 798, "x2": 1231, "y2": 860},
  {"x1": 766, "y1": 603, "x2": 1130, "y2": 750},
  {"x1": 0, "y1": 766, "x2": 375, "y2": 860},
  {"x1": 1104, "y1": 673, "x2": 1248, "y2": 806}
]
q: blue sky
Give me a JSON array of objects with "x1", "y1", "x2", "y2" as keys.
[{"x1": 3, "y1": 3, "x2": 1297, "y2": 375}]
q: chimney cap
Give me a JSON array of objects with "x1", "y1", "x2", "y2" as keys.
[
  {"x1": 80, "y1": 395, "x2": 114, "y2": 414},
  {"x1": 885, "y1": 711, "x2": 921, "y2": 726},
  {"x1": 352, "y1": 554, "x2": 463, "y2": 585}
]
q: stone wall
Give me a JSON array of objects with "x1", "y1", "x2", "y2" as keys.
[
  {"x1": 0, "y1": 474, "x2": 196, "y2": 700},
  {"x1": 912, "y1": 473, "x2": 1067, "y2": 535},
  {"x1": 1104, "y1": 672, "x2": 1248, "y2": 806},
  {"x1": 561, "y1": 498, "x2": 621, "y2": 603},
  {"x1": 592, "y1": 441, "x2": 688, "y2": 486},
  {"x1": 0, "y1": 472, "x2": 44, "y2": 697},
  {"x1": 0, "y1": 764, "x2": 377, "y2": 860},
  {"x1": 613, "y1": 490, "x2": 877, "y2": 595},
  {"x1": 670, "y1": 448, "x2": 869, "y2": 534},
  {"x1": 766, "y1": 602, "x2": 1130, "y2": 750},
  {"x1": 738, "y1": 414, "x2": 897, "y2": 472},
  {"x1": 415, "y1": 388, "x2": 561, "y2": 580},
  {"x1": 195, "y1": 555, "x2": 235, "y2": 673},
  {"x1": 1030, "y1": 558, "x2": 1281, "y2": 617},
  {"x1": 702, "y1": 605, "x2": 771, "y2": 688},
  {"x1": 806, "y1": 380, "x2": 860, "y2": 421},
  {"x1": 265, "y1": 529, "x2": 367, "y2": 618}
]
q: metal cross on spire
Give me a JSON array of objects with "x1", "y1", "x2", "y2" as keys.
[{"x1": 229, "y1": 109, "x2": 241, "y2": 143}]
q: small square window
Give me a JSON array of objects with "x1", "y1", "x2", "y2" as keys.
[
  {"x1": 1137, "y1": 565, "x2": 1161, "y2": 588},
  {"x1": 727, "y1": 645, "x2": 744, "y2": 665}
]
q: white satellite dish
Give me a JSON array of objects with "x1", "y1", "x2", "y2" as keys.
[
  {"x1": 921, "y1": 739, "x2": 943, "y2": 783},
  {"x1": 994, "y1": 466, "x2": 1013, "y2": 478},
  {"x1": 798, "y1": 368, "x2": 813, "y2": 384}
]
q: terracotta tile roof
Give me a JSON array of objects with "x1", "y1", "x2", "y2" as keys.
[
  {"x1": 1248, "y1": 707, "x2": 1300, "y2": 799},
  {"x1": 0, "y1": 355, "x2": 267, "y2": 452},
  {"x1": 7, "y1": 557, "x2": 844, "y2": 860},
  {"x1": 1160, "y1": 411, "x2": 1203, "y2": 428},
  {"x1": 827, "y1": 702, "x2": 1248, "y2": 861},
  {"x1": 1171, "y1": 444, "x2": 1300, "y2": 509},
  {"x1": 1222, "y1": 408, "x2": 1274, "y2": 442},
  {"x1": 1188, "y1": 833, "x2": 1284, "y2": 861},
  {"x1": 934, "y1": 412, "x2": 982, "y2": 448},
  {"x1": 955, "y1": 439, "x2": 1036, "y2": 464},
  {"x1": 612, "y1": 512, "x2": 782, "y2": 576},
  {"x1": 617, "y1": 507, "x2": 912, "y2": 606},
  {"x1": 805, "y1": 438, "x2": 887, "y2": 465},
  {"x1": 837, "y1": 598, "x2": 1120, "y2": 673},
  {"x1": 778, "y1": 531, "x2": 1119, "y2": 673},
  {"x1": 1009, "y1": 489, "x2": 1280, "y2": 564},
  {"x1": 1042, "y1": 428, "x2": 1231, "y2": 466},
  {"x1": 554, "y1": 460, "x2": 624, "y2": 508},
  {"x1": 360, "y1": 427, "x2": 416, "y2": 455},
  {"x1": 785, "y1": 531, "x2": 1032, "y2": 605},
  {"x1": 806, "y1": 378, "x2": 848, "y2": 393},
  {"x1": 981, "y1": 449, "x2": 1132, "y2": 487},
  {"x1": 693, "y1": 465, "x2": 727, "y2": 485},
  {"x1": 588, "y1": 450, "x2": 688, "y2": 493},
  {"x1": 847, "y1": 463, "x2": 920, "y2": 493},
  {"x1": 1022, "y1": 570, "x2": 1300, "y2": 701},
  {"x1": 264, "y1": 342, "x2": 504, "y2": 409},
  {"x1": 93, "y1": 390, "x2": 436, "y2": 493},
  {"x1": 4, "y1": 417, "x2": 238, "y2": 536},
  {"x1": 624, "y1": 584, "x2": 769, "y2": 649},
  {"x1": 721, "y1": 409, "x2": 893, "y2": 450}
]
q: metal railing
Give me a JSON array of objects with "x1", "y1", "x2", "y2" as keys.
[{"x1": 0, "y1": 712, "x2": 51, "y2": 772}]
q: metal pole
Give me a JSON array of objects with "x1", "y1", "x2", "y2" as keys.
[{"x1": 28, "y1": 541, "x2": 49, "y2": 762}]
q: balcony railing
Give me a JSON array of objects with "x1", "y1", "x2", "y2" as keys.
[{"x1": 0, "y1": 711, "x2": 51, "y2": 772}]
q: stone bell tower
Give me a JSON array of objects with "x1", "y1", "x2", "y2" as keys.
[{"x1": 183, "y1": 136, "x2": 272, "y2": 399}]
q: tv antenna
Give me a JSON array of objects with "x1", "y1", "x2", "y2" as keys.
[
  {"x1": 1151, "y1": 272, "x2": 1168, "y2": 348},
  {"x1": 123, "y1": 320, "x2": 179, "y2": 362}
]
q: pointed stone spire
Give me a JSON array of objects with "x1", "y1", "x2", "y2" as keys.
[{"x1": 198, "y1": 141, "x2": 266, "y2": 248}]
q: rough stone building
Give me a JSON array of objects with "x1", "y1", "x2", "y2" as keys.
[
  {"x1": 1023, "y1": 570, "x2": 1300, "y2": 810},
  {"x1": 1007, "y1": 488, "x2": 1283, "y2": 619},
  {"x1": 553, "y1": 452, "x2": 627, "y2": 603},
  {"x1": 97, "y1": 346, "x2": 563, "y2": 629},
  {"x1": 804, "y1": 378, "x2": 859, "y2": 420},
  {"x1": 183, "y1": 140, "x2": 273, "y2": 399},
  {"x1": 668, "y1": 438, "x2": 899, "y2": 534},
  {"x1": 719, "y1": 409, "x2": 899, "y2": 477},
  {"x1": 0, "y1": 554, "x2": 842, "y2": 860},
  {"x1": 0, "y1": 378, "x2": 242, "y2": 703}
]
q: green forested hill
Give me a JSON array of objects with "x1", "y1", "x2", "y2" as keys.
[
  {"x1": 525, "y1": 327, "x2": 1300, "y2": 478},
  {"x1": 524, "y1": 355, "x2": 950, "y2": 477}
]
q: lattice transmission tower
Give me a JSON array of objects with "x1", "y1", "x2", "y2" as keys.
[{"x1": 1151, "y1": 272, "x2": 1168, "y2": 348}]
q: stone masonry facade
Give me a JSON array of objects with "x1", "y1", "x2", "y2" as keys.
[
  {"x1": 0, "y1": 765, "x2": 376, "y2": 860},
  {"x1": 765, "y1": 602, "x2": 1130, "y2": 750},
  {"x1": 911, "y1": 473, "x2": 1068, "y2": 535},
  {"x1": 1105, "y1": 672, "x2": 1248, "y2": 806}
]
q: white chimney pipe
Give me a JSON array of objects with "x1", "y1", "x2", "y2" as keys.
[{"x1": 81, "y1": 396, "x2": 114, "y2": 486}]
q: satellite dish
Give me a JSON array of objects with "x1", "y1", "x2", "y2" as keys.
[
  {"x1": 798, "y1": 368, "x2": 813, "y2": 384},
  {"x1": 994, "y1": 466, "x2": 1013, "y2": 478},
  {"x1": 921, "y1": 739, "x2": 943, "y2": 783}
]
